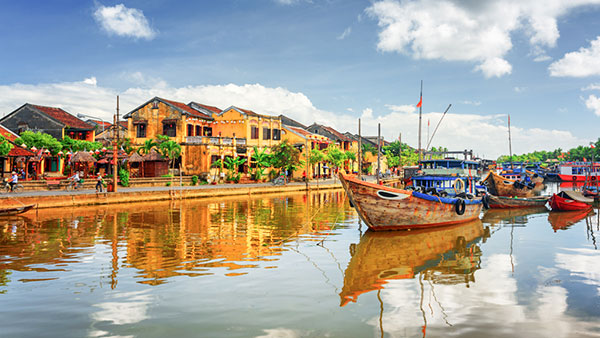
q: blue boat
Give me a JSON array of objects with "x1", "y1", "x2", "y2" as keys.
[{"x1": 409, "y1": 159, "x2": 486, "y2": 198}]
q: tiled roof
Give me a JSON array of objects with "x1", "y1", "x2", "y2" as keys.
[
  {"x1": 189, "y1": 102, "x2": 222, "y2": 115},
  {"x1": 163, "y1": 98, "x2": 212, "y2": 119},
  {"x1": 89, "y1": 119, "x2": 112, "y2": 128},
  {"x1": 235, "y1": 107, "x2": 259, "y2": 116},
  {"x1": 0, "y1": 124, "x2": 18, "y2": 142},
  {"x1": 119, "y1": 121, "x2": 128, "y2": 129},
  {"x1": 322, "y1": 125, "x2": 353, "y2": 142},
  {"x1": 288, "y1": 126, "x2": 312, "y2": 137},
  {"x1": 8, "y1": 146, "x2": 35, "y2": 157},
  {"x1": 32, "y1": 104, "x2": 93, "y2": 130}
]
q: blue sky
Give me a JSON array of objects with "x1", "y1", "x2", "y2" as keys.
[{"x1": 1, "y1": 0, "x2": 600, "y2": 158}]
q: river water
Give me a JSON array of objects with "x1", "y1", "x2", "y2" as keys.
[{"x1": 1, "y1": 185, "x2": 600, "y2": 337}]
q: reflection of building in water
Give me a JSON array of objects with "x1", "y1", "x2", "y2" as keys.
[
  {"x1": 0, "y1": 190, "x2": 350, "y2": 287},
  {"x1": 481, "y1": 207, "x2": 548, "y2": 228},
  {"x1": 340, "y1": 219, "x2": 488, "y2": 306}
]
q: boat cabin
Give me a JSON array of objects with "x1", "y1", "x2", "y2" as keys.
[
  {"x1": 420, "y1": 159, "x2": 481, "y2": 177},
  {"x1": 410, "y1": 175, "x2": 483, "y2": 197}
]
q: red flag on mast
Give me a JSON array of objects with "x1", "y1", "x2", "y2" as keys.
[{"x1": 416, "y1": 96, "x2": 422, "y2": 108}]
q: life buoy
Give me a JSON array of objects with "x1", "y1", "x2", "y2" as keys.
[
  {"x1": 572, "y1": 176, "x2": 577, "y2": 181},
  {"x1": 592, "y1": 176, "x2": 597, "y2": 181},
  {"x1": 455, "y1": 198, "x2": 466, "y2": 215},
  {"x1": 453, "y1": 178, "x2": 465, "y2": 194}
]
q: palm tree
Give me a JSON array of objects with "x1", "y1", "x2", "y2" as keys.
[{"x1": 137, "y1": 139, "x2": 157, "y2": 155}]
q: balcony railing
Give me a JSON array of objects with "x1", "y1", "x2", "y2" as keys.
[{"x1": 185, "y1": 136, "x2": 247, "y2": 146}]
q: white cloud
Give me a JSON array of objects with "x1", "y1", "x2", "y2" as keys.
[
  {"x1": 94, "y1": 4, "x2": 156, "y2": 40},
  {"x1": 337, "y1": 27, "x2": 352, "y2": 40},
  {"x1": 514, "y1": 86, "x2": 527, "y2": 93},
  {"x1": 550, "y1": 36, "x2": 600, "y2": 77},
  {"x1": 460, "y1": 100, "x2": 482, "y2": 106},
  {"x1": 582, "y1": 83, "x2": 600, "y2": 91},
  {"x1": 584, "y1": 94, "x2": 600, "y2": 116},
  {"x1": 366, "y1": 0, "x2": 600, "y2": 78},
  {"x1": 0, "y1": 77, "x2": 585, "y2": 159}
]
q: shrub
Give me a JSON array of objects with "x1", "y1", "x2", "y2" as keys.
[
  {"x1": 191, "y1": 175, "x2": 198, "y2": 185},
  {"x1": 118, "y1": 169, "x2": 130, "y2": 187},
  {"x1": 166, "y1": 182, "x2": 172, "y2": 187}
]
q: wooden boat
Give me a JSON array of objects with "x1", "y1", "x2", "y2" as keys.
[
  {"x1": 0, "y1": 204, "x2": 35, "y2": 216},
  {"x1": 482, "y1": 171, "x2": 543, "y2": 198},
  {"x1": 340, "y1": 219, "x2": 485, "y2": 306},
  {"x1": 548, "y1": 191, "x2": 593, "y2": 211},
  {"x1": 548, "y1": 208, "x2": 593, "y2": 232},
  {"x1": 488, "y1": 195, "x2": 549, "y2": 209},
  {"x1": 339, "y1": 173, "x2": 483, "y2": 231}
]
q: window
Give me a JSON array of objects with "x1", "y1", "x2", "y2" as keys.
[
  {"x1": 195, "y1": 125, "x2": 202, "y2": 136},
  {"x1": 203, "y1": 126, "x2": 212, "y2": 137},
  {"x1": 263, "y1": 127, "x2": 271, "y2": 140},
  {"x1": 187, "y1": 124, "x2": 194, "y2": 137},
  {"x1": 152, "y1": 100, "x2": 159, "y2": 109},
  {"x1": 251, "y1": 126, "x2": 259, "y2": 139},
  {"x1": 272, "y1": 128, "x2": 281, "y2": 140},
  {"x1": 163, "y1": 122, "x2": 177, "y2": 137},
  {"x1": 136, "y1": 124, "x2": 147, "y2": 138}
]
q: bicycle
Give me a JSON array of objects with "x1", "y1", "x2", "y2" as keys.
[
  {"x1": 2, "y1": 179, "x2": 23, "y2": 193},
  {"x1": 272, "y1": 176, "x2": 286, "y2": 186},
  {"x1": 66, "y1": 179, "x2": 83, "y2": 191}
]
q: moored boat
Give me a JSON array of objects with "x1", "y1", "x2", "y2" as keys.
[
  {"x1": 482, "y1": 171, "x2": 542, "y2": 198},
  {"x1": 548, "y1": 191, "x2": 593, "y2": 211},
  {"x1": 340, "y1": 173, "x2": 484, "y2": 231},
  {"x1": 0, "y1": 204, "x2": 36, "y2": 216},
  {"x1": 488, "y1": 195, "x2": 549, "y2": 209}
]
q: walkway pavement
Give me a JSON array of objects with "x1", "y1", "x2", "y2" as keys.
[{"x1": 0, "y1": 178, "x2": 351, "y2": 198}]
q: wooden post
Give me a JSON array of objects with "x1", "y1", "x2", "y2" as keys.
[
  {"x1": 508, "y1": 114, "x2": 513, "y2": 171},
  {"x1": 358, "y1": 118, "x2": 362, "y2": 180},
  {"x1": 305, "y1": 137, "x2": 309, "y2": 190},
  {"x1": 113, "y1": 95, "x2": 119, "y2": 193},
  {"x1": 418, "y1": 80, "x2": 423, "y2": 162},
  {"x1": 377, "y1": 123, "x2": 381, "y2": 185}
]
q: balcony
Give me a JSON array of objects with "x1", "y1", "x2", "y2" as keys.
[{"x1": 185, "y1": 136, "x2": 247, "y2": 146}]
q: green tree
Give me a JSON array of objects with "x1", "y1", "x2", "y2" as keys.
[
  {"x1": 158, "y1": 140, "x2": 182, "y2": 169},
  {"x1": 385, "y1": 150, "x2": 400, "y2": 168},
  {"x1": 251, "y1": 146, "x2": 271, "y2": 181},
  {"x1": 14, "y1": 131, "x2": 62, "y2": 155},
  {"x1": 344, "y1": 150, "x2": 357, "y2": 173},
  {"x1": 270, "y1": 140, "x2": 302, "y2": 175},
  {"x1": 137, "y1": 139, "x2": 158, "y2": 155},
  {"x1": 223, "y1": 157, "x2": 247, "y2": 182},
  {"x1": 0, "y1": 135, "x2": 13, "y2": 156},
  {"x1": 60, "y1": 136, "x2": 102, "y2": 153},
  {"x1": 326, "y1": 144, "x2": 346, "y2": 171}
]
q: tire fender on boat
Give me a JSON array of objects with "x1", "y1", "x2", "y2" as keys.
[
  {"x1": 573, "y1": 176, "x2": 577, "y2": 181},
  {"x1": 482, "y1": 194, "x2": 490, "y2": 209},
  {"x1": 454, "y1": 198, "x2": 466, "y2": 215}
]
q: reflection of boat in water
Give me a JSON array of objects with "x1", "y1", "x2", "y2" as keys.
[
  {"x1": 481, "y1": 207, "x2": 548, "y2": 227},
  {"x1": 0, "y1": 204, "x2": 35, "y2": 216},
  {"x1": 548, "y1": 209, "x2": 594, "y2": 232},
  {"x1": 340, "y1": 219, "x2": 486, "y2": 306}
]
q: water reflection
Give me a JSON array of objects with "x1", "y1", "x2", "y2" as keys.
[
  {"x1": 548, "y1": 209, "x2": 595, "y2": 232},
  {"x1": 0, "y1": 190, "x2": 350, "y2": 289},
  {"x1": 340, "y1": 219, "x2": 488, "y2": 307},
  {"x1": 481, "y1": 207, "x2": 549, "y2": 227}
]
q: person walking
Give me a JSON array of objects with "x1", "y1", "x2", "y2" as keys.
[
  {"x1": 96, "y1": 173, "x2": 104, "y2": 192},
  {"x1": 9, "y1": 171, "x2": 18, "y2": 191}
]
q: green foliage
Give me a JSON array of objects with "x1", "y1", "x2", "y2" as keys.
[
  {"x1": 137, "y1": 139, "x2": 158, "y2": 155},
  {"x1": 191, "y1": 175, "x2": 198, "y2": 185},
  {"x1": 119, "y1": 137, "x2": 134, "y2": 154},
  {"x1": 14, "y1": 131, "x2": 63, "y2": 155},
  {"x1": 362, "y1": 143, "x2": 377, "y2": 155},
  {"x1": 157, "y1": 140, "x2": 181, "y2": 169},
  {"x1": 61, "y1": 136, "x2": 102, "y2": 153},
  {"x1": 309, "y1": 148, "x2": 325, "y2": 164},
  {"x1": 118, "y1": 168, "x2": 130, "y2": 187},
  {"x1": 223, "y1": 156, "x2": 246, "y2": 182},
  {"x1": 251, "y1": 146, "x2": 271, "y2": 181},
  {"x1": 270, "y1": 140, "x2": 302, "y2": 174},
  {"x1": 325, "y1": 144, "x2": 346, "y2": 170},
  {"x1": 166, "y1": 181, "x2": 172, "y2": 187},
  {"x1": 0, "y1": 135, "x2": 13, "y2": 156},
  {"x1": 497, "y1": 139, "x2": 600, "y2": 163},
  {"x1": 385, "y1": 150, "x2": 400, "y2": 167}
]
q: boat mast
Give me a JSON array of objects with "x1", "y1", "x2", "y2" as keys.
[
  {"x1": 377, "y1": 123, "x2": 381, "y2": 185},
  {"x1": 508, "y1": 114, "x2": 513, "y2": 170},
  {"x1": 358, "y1": 118, "x2": 362, "y2": 180},
  {"x1": 418, "y1": 80, "x2": 423, "y2": 162}
]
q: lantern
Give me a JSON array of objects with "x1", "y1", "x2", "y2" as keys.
[{"x1": 31, "y1": 146, "x2": 37, "y2": 152}]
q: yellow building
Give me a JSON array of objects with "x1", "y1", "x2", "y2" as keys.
[{"x1": 281, "y1": 125, "x2": 332, "y2": 179}]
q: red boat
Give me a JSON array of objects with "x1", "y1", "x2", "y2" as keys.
[{"x1": 548, "y1": 191, "x2": 593, "y2": 211}]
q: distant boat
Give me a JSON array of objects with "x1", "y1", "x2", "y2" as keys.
[
  {"x1": 557, "y1": 162, "x2": 600, "y2": 182},
  {"x1": 548, "y1": 191, "x2": 593, "y2": 211},
  {"x1": 482, "y1": 171, "x2": 542, "y2": 198},
  {"x1": 488, "y1": 195, "x2": 549, "y2": 209},
  {"x1": 340, "y1": 173, "x2": 484, "y2": 231},
  {"x1": 0, "y1": 204, "x2": 36, "y2": 216},
  {"x1": 339, "y1": 219, "x2": 485, "y2": 306}
]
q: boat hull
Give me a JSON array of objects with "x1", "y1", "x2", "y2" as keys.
[
  {"x1": 340, "y1": 174, "x2": 483, "y2": 231},
  {"x1": 488, "y1": 195, "x2": 549, "y2": 209},
  {"x1": 0, "y1": 204, "x2": 35, "y2": 216},
  {"x1": 482, "y1": 172, "x2": 540, "y2": 198},
  {"x1": 549, "y1": 193, "x2": 592, "y2": 211}
]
